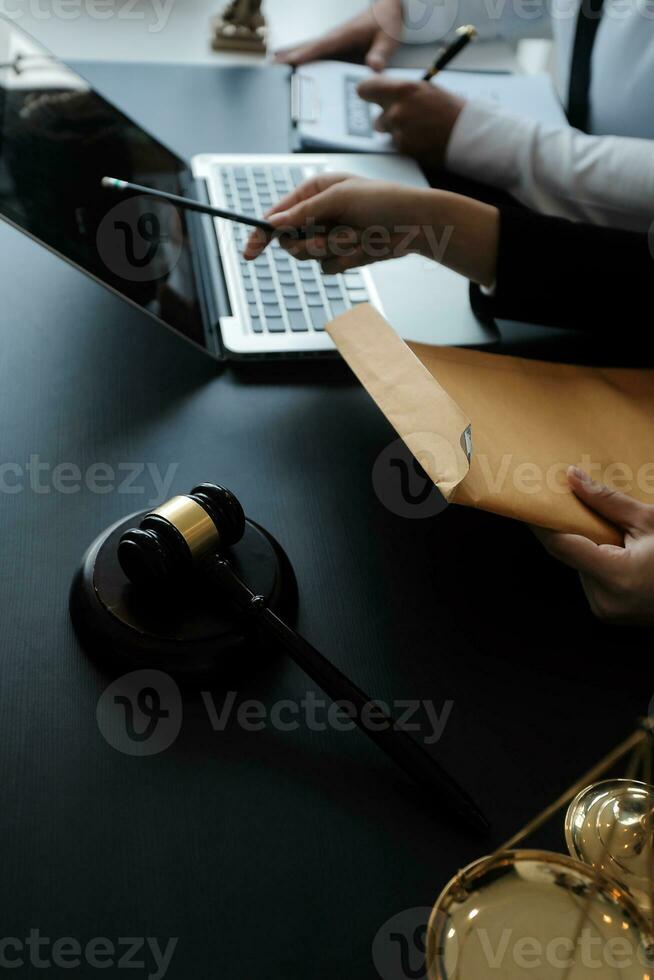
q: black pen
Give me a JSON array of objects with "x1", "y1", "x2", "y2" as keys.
[
  {"x1": 101, "y1": 176, "x2": 276, "y2": 235},
  {"x1": 423, "y1": 25, "x2": 478, "y2": 82}
]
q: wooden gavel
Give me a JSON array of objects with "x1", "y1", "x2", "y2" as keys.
[{"x1": 116, "y1": 484, "x2": 489, "y2": 836}]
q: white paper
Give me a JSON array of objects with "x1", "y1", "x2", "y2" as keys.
[{"x1": 296, "y1": 61, "x2": 567, "y2": 154}]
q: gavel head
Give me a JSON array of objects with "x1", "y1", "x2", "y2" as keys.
[{"x1": 117, "y1": 484, "x2": 245, "y2": 590}]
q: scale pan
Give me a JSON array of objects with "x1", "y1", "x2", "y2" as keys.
[
  {"x1": 566, "y1": 779, "x2": 654, "y2": 915},
  {"x1": 427, "y1": 849, "x2": 654, "y2": 979}
]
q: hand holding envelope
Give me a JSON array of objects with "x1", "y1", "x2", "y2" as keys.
[
  {"x1": 533, "y1": 468, "x2": 654, "y2": 625},
  {"x1": 327, "y1": 306, "x2": 654, "y2": 624}
]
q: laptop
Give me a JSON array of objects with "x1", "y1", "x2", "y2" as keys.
[{"x1": 0, "y1": 18, "x2": 496, "y2": 361}]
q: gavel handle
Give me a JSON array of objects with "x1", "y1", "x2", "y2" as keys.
[{"x1": 210, "y1": 559, "x2": 489, "y2": 836}]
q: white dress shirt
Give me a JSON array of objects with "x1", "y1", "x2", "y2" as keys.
[{"x1": 403, "y1": 0, "x2": 654, "y2": 230}]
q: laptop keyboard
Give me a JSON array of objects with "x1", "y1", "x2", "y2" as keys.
[{"x1": 212, "y1": 164, "x2": 370, "y2": 336}]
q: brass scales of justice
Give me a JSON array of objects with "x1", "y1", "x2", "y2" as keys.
[
  {"x1": 426, "y1": 719, "x2": 654, "y2": 979},
  {"x1": 211, "y1": 0, "x2": 267, "y2": 54}
]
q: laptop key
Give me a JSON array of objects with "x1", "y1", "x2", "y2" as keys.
[
  {"x1": 250, "y1": 317, "x2": 263, "y2": 334},
  {"x1": 310, "y1": 308, "x2": 330, "y2": 332},
  {"x1": 263, "y1": 304, "x2": 282, "y2": 318},
  {"x1": 285, "y1": 298, "x2": 303, "y2": 311},
  {"x1": 329, "y1": 300, "x2": 349, "y2": 317},
  {"x1": 306, "y1": 294, "x2": 324, "y2": 307},
  {"x1": 266, "y1": 318, "x2": 287, "y2": 333},
  {"x1": 347, "y1": 289, "x2": 369, "y2": 304},
  {"x1": 260, "y1": 291, "x2": 278, "y2": 305},
  {"x1": 289, "y1": 312, "x2": 309, "y2": 333}
]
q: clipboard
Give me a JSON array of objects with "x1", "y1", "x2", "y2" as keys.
[{"x1": 290, "y1": 61, "x2": 566, "y2": 154}]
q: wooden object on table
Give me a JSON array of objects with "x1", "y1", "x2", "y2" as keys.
[{"x1": 211, "y1": 0, "x2": 267, "y2": 53}]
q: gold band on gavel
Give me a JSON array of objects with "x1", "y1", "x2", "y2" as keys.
[{"x1": 152, "y1": 496, "x2": 220, "y2": 561}]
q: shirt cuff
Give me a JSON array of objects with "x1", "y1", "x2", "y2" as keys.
[{"x1": 445, "y1": 100, "x2": 525, "y2": 191}]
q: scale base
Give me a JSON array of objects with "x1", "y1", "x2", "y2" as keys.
[{"x1": 70, "y1": 512, "x2": 296, "y2": 676}]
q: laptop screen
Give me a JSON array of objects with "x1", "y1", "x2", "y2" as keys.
[{"x1": 0, "y1": 19, "x2": 208, "y2": 349}]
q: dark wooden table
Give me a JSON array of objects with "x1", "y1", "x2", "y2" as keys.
[{"x1": 0, "y1": 60, "x2": 649, "y2": 980}]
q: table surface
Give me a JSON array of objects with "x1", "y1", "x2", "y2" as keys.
[{"x1": 0, "y1": 59, "x2": 649, "y2": 980}]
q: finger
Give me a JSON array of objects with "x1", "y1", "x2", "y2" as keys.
[
  {"x1": 568, "y1": 466, "x2": 652, "y2": 533},
  {"x1": 321, "y1": 247, "x2": 373, "y2": 276},
  {"x1": 265, "y1": 173, "x2": 350, "y2": 220},
  {"x1": 275, "y1": 233, "x2": 331, "y2": 263},
  {"x1": 366, "y1": 28, "x2": 400, "y2": 71},
  {"x1": 273, "y1": 17, "x2": 365, "y2": 67},
  {"x1": 374, "y1": 108, "x2": 403, "y2": 140},
  {"x1": 532, "y1": 525, "x2": 627, "y2": 577},
  {"x1": 374, "y1": 109, "x2": 392, "y2": 134},
  {"x1": 273, "y1": 42, "x2": 322, "y2": 66},
  {"x1": 272, "y1": 33, "x2": 341, "y2": 67},
  {"x1": 267, "y1": 185, "x2": 346, "y2": 237},
  {"x1": 243, "y1": 226, "x2": 273, "y2": 261},
  {"x1": 277, "y1": 224, "x2": 360, "y2": 264},
  {"x1": 357, "y1": 77, "x2": 419, "y2": 110}
]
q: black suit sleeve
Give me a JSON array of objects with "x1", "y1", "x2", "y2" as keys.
[{"x1": 471, "y1": 207, "x2": 652, "y2": 333}]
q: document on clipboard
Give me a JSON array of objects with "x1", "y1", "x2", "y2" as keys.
[{"x1": 291, "y1": 61, "x2": 567, "y2": 153}]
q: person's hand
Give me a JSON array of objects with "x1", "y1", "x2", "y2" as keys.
[
  {"x1": 244, "y1": 172, "x2": 446, "y2": 274},
  {"x1": 274, "y1": 0, "x2": 403, "y2": 71},
  {"x1": 533, "y1": 467, "x2": 654, "y2": 626},
  {"x1": 358, "y1": 76, "x2": 465, "y2": 164},
  {"x1": 244, "y1": 173, "x2": 499, "y2": 285}
]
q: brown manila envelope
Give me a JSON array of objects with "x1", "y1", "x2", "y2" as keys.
[{"x1": 327, "y1": 306, "x2": 654, "y2": 546}]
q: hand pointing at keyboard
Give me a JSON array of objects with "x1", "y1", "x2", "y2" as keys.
[{"x1": 243, "y1": 172, "x2": 499, "y2": 287}]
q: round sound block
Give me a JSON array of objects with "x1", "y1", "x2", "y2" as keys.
[{"x1": 70, "y1": 512, "x2": 297, "y2": 675}]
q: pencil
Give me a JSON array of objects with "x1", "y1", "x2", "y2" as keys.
[
  {"x1": 422, "y1": 25, "x2": 478, "y2": 82},
  {"x1": 101, "y1": 176, "x2": 276, "y2": 234}
]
